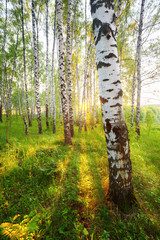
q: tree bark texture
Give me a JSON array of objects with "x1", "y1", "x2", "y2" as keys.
[
  {"x1": 51, "y1": 0, "x2": 57, "y2": 134},
  {"x1": 57, "y1": 0, "x2": 72, "y2": 145},
  {"x1": 91, "y1": 0, "x2": 134, "y2": 205},
  {"x1": 31, "y1": 0, "x2": 42, "y2": 134},
  {"x1": 84, "y1": 0, "x2": 87, "y2": 131},
  {"x1": 131, "y1": 69, "x2": 136, "y2": 126},
  {"x1": 45, "y1": 0, "x2": 49, "y2": 128},
  {"x1": 8, "y1": 33, "x2": 19, "y2": 113},
  {"x1": 136, "y1": 0, "x2": 145, "y2": 136},
  {"x1": 67, "y1": 0, "x2": 74, "y2": 137},
  {"x1": 0, "y1": 0, "x2": 7, "y2": 123},
  {"x1": 21, "y1": 0, "x2": 32, "y2": 127}
]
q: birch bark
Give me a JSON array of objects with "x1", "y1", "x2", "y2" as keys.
[
  {"x1": 31, "y1": 0, "x2": 42, "y2": 134},
  {"x1": 67, "y1": 0, "x2": 74, "y2": 137},
  {"x1": 91, "y1": 0, "x2": 134, "y2": 205},
  {"x1": 57, "y1": 0, "x2": 72, "y2": 145},
  {"x1": 0, "y1": 0, "x2": 7, "y2": 123},
  {"x1": 21, "y1": 0, "x2": 32, "y2": 127},
  {"x1": 136, "y1": 0, "x2": 145, "y2": 136},
  {"x1": 45, "y1": 0, "x2": 49, "y2": 128},
  {"x1": 8, "y1": 33, "x2": 19, "y2": 114},
  {"x1": 52, "y1": 0, "x2": 57, "y2": 133},
  {"x1": 131, "y1": 69, "x2": 136, "y2": 126}
]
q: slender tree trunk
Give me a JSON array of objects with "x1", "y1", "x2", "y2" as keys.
[
  {"x1": 93, "y1": 64, "x2": 96, "y2": 126},
  {"x1": 79, "y1": 34, "x2": 93, "y2": 132},
  {"x1": 57, "y1": 0, "x2": 72, "y2": 145},
  {"x1": 52, "y1": 0, "x2": 57, "y2": 133},
  {"x1": 131, "y1": 69, "x2": 136, "y2": 126},
  {"x1": 67, "y1": 0, "x2": 74, "y2": 137},
  {"x1": 136, "y1": 0, "x2": 145, "y2": 136},
  {"x1": 8, "y1": 33, "x2": 19, "y2": 114},
  {"x1": 0, "y1": 0, "x2": 7, "y2": 123},
  {"x1": 45, "y1": 0, "x2": 49, "y2": 128},
  {"x1": 17, "y1": 81, "x2": 21, "y2": 116},
  {"x1": 31, "y1": 65, "x2": 34, "y2": 119},
  {"x1": 84, "y1": 0, "x2": 87, "y2": 131},
  {"x1": 91, "y1": 0, "x2": 134, "y2": 206},
  {"x1": 31, "y1": 0, "x2": 42, "y2": 134},
  {"x1": 21, "y1": 0, "x2": 32, "y2": 127}
]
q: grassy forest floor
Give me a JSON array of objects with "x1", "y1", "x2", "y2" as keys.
[{"x1": 0, "y1": 115, "x2": 160, "y2": 240}]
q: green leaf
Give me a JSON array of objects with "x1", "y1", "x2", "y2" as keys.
[{"x1": 83, "y1": 228, "x2": 89, "y2": 236}]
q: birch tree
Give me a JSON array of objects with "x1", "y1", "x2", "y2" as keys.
[
  {"x1": 90, "y1": 0, "x2": 134, "y2": 205},
  {"x1": 136, "y1": 0, "x2": 145, "y2": 135},
  {"x1": 45, "y1": 0, "x2": 49, "y2": 128},
  {"x1": 0, "y1": 0, "x2": 7, "y2": 123},
  {"x1": 57, "y1": 0, "x2": 72, "y2": 145},
  {"x1": 31, "y1": 0, "x2": 42, "y2": 134},
  {"x1": 66, "y1": 0, "x2": 74, "y2": 137},
  {"x1": 51, "y1": 0, "x2": 57, "y2": 134},
  {"x1": 21, "y1": 0, "x2": 32, "y2": 127}
]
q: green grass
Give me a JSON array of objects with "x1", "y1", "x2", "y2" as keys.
[{"x1": 0, "y1": 115, "x2": 160, "y2": 239}]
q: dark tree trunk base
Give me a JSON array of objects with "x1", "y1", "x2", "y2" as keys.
[{"x1": 109, "y1": 186, "x2": 137, "y2": 211}]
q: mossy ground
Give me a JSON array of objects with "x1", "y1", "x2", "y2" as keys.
[{"x1": 0, "y1": 115, "x2": 160, "y2": 239}]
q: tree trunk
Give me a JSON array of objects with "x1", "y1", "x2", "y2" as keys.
[
  {"x1": 67, "y1": 0, "x2": 74, "y2": 137},
  {"x1": 21, "y1": 0, "x2": 32, "y2": 127},
  {"x1": 131, "y1": 69, "x2": 136, "y2": 126},
  {"x1": 136, "y1": 0, "x2": 145, "y2": 136},
  {"x1": 8, "y1": 33, "x2": 19, "y2": 114},
  {"x1": 84, "y1": 0, "x2": 87, "y2": 131},
  {"x1": 91, "y1": 0, "x2": 134, "y2": 206},
  {"x1": 0, "y1": 0, "x2": 7, "y2": 123},
  {"x1": 57, "y1": 0, "x2": 72, "y2": 145},
  {"x1": 31, "y1": 0, "x2": 42, "y2": 134},
  {"x1": 45, "y1": 0, "x2": 49, "y2": 128},
  {"x1": 51, "y1": 0, "x2": 57, "y2": 134}
]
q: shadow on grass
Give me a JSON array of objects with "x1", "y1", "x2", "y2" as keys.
[{"x1": 0, "y1": 144, "x2": 71, "y2": 224}]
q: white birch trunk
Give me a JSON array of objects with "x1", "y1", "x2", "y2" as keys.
[
  {"x1": 45, "y1": 0, "x2": 49, "y2": 128},
  {"x1": 131, "y1": 69, "x2": 136, "y2": 126},
  {"x1": 31, "y1": 0, "x2": 42, "y2": 134},
  {"x1": 8, "y1": 33, "x2": 19, "y2": 113},
  {"x1": 66, "y1": 0, "x2": 74, "y2": 137},
  {"x1": 136, "y1": 0, "x2": 145, "y2": 136},
  {"x1": 57, "y1": 0, "x2": 72, "y2": 145},
  {"x1": 0, "y1": 0, "x2": 7, "y2": 123},
  {"x1": 21, "y1": 0, "x2": 32, "y2": 127},
  {"x1": 91, "y1": 0, "x2": 134, "y2": 205},
  {"x1": 51, "y1": 0, "x2": 57, "y2": 134}
]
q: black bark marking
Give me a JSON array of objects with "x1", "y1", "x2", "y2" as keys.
[
  {"x1": 100, "y1": 51, "x2": 105, "y2": 54},
  {"x1": 103, "y1": 78, "x2": 109, "y2": 81},
  {"x1": 105, "y1": 118, "x2": 111, "y2": 132},
  {"x1": 112, "y1": 80, "x2": 121, "y2": 85},
  {"x1": 93, "y1": 19, "x2": 116, "y2": 45},
  {"x1": 105, "y1": 53, "x2": 117, "y2": 59},
  {"x1": 116, "y1": 59, "x2": 119, "y2": 63},
  {"x1": 100, "y1": 96, "x2": 108, "y2": 104},
  {"x1": 111, "y1": 44, "x2": 117, "y2": 48},
  {"x1": 113, "y1": 90, "x2": 123, "y2": 99},
  {"x1": 97, "y1": 62, "x2": 111, "y2": 69},
  {"x1": 111, "y1": 13, "x2": 117, "y2": 24},
  {"x1": 105, "y1": 111, "x2": 108, "y2": 113},
  {"x1": 110, "y1": 103, "x2": 122, "y2": 108},
  {"x1": 106, "y1": 89, "x2": 113, "y2": 92},
  {"x1": 91, "y1": 2, "x2": 104, "y2": 14}
]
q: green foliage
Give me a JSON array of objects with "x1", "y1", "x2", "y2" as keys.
[{"x1": 145, "y1": 108, "x2": 155, "y2": 132}]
